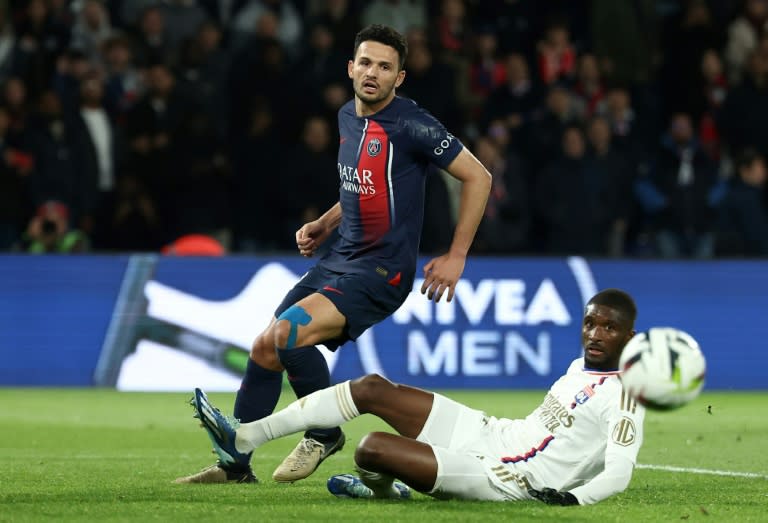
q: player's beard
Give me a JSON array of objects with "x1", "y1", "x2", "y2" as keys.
[{"x1": 353, "y1": 79, "x2": 394, "y2": 107}]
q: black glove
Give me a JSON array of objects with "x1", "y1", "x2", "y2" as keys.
[{"x1": 528, "y1": 487, "x2": 579, "y2": 506}]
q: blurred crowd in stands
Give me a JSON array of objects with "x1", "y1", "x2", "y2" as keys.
[{"x1": 0, "y1": 0, "x2": 767, "y2": 257}]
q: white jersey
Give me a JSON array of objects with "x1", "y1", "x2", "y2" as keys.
[{"x1": 483, "y1": 358, "x2": 645, "y2": 504}]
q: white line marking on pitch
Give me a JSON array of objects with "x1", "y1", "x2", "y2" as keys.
[{"x1": 638, "y1": 464, "x2": 768, "y2": 480}]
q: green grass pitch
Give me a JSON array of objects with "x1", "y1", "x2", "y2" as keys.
[{"x1": 1, "y1": 388, "x2": 766, "y2": 522}]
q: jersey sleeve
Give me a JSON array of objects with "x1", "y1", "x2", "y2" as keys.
[
  {"x1": 569, "y1": 387, "x2": 645, "y2": 505},
  {"x1": 404, "y1": 105, "x2": 463, "y2": 169}
]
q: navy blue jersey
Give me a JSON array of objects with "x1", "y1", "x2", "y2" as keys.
[{"x1": 318, "y1": 96, "x2": 463, "y2": 286}]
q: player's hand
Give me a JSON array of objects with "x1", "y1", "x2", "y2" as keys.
[
  {"x1": 295, "y1": 220, "x2": 330, "y2": 257},
  {"x1": 528, "y1": 488, "x2": 579, "y2": 506},
  {"x1": 420, "y1": 252, "x2": 466, "y2": 303}
]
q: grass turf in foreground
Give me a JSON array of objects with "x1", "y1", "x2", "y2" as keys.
[{"x1": 0, "y1": 388, "x2": 766, "y2": 522}]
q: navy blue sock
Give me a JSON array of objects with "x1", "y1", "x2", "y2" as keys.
[
  {"x1": 234, "y1": 358, "x2": 283, "y2": 423},
  {"x1": 277, "y1": 346, "x2": 342, "y2": 442}
]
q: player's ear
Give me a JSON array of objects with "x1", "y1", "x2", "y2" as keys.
[
  {"x1": 348, "y1": 60, "x2": 354, "y2": 79},
  {"x1": 395, "y1": 69, "x2": 406, "y2": 88}
]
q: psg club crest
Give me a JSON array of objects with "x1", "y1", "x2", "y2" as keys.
[{"x1": 367, "y1": 138, "x2": 382, "y2": 157}]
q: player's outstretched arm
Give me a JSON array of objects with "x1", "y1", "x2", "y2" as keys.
[
  {"x1": 421, "y1": 147, "x2": 491, "y2": 302},
  {"x1": 296, "y1": 202, "x2": 342, "y2": 257},
  {"x1": 565, "y1": 400, "x2": 644, "y2": 505},
  {"x1": 566, "y1": 453, "x2": 635, "y2": 505}
]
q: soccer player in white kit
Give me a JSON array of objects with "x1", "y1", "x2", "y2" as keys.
[{"x1": 190, "y1": 288, "x2": 643, "y2": 505}]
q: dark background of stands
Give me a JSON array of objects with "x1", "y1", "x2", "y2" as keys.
[{"x1": 0, "y1": 0, "x2": 767, "y2": 258}]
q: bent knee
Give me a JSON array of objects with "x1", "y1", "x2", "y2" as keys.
[
  {"x1": 354, "y1": 432, "x2": 391, "y2": 468},
  {"x1": 250, "y1": 330, "x2": 282, "y2": 371},
  {"x1": 272, "y1": 320, "x2": 292, "y2": 350},
  {"x1": 350, "y1": 374, "x2": 396, "y2": 408}
]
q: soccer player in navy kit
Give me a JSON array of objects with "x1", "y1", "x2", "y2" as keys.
[{"x1": 175, "y1": 24, "x2": 492, "y2": 484}]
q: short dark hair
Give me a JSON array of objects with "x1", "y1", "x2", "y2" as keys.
[
  {"x1": 353, "y1": 24, "x2": 408, "y2": 71},
  {"x1": 587, "y1": 289, "x2": 637, "y2": 327}
]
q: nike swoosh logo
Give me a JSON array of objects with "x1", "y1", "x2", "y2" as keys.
[{"x1": 323, "y1": 285, "x2": 343, "y2": 295}]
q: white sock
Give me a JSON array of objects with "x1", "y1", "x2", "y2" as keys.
[{"x1": 235, "y1": 380, "x2": 359, "y2": 454}]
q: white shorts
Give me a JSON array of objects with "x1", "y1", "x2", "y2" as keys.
[{"x1": 415, "y1": 393, "x2": 533, "y2": 501}]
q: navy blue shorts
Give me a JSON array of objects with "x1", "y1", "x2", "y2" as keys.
[{"x1": 274, "y1": 263, "x2": 410, "y2": 351}]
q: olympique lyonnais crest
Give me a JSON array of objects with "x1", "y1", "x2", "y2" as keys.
[{"x1": 367, "y1": 138, "x2": 382, "y2": 157}]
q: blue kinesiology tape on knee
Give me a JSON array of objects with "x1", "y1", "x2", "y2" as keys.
[{"x1": 276, "y1": 305, "x2": 312, "y2": 349}]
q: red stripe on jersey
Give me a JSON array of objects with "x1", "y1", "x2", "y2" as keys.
[
  {"x1": 357, "y1": 120, "x2": 391, "y2": 243},
  {"x1": 583, "y1": 369, "x2": 621, "y2": 375},
  {"x1": 500, "y1": 435, "x2": 554, "y2": 464}
]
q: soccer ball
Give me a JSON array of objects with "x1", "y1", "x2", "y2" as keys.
[{"x1": 619, "y1": 327, "x2": 706, "y2": 410}]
